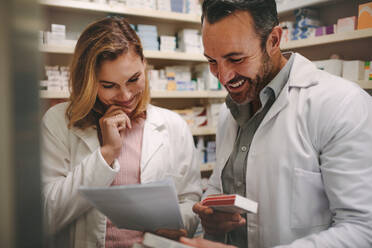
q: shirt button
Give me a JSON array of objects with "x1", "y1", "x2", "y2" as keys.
[{"x1": 241, "y1": 146, "x2": 247, "y2": 152}]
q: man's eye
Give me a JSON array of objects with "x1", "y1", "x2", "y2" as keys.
[
  {"x1": 230, "y1": 58, "x2": 243, "y2": 63},
  {"x1": 128, "y1": 77, "x2": 139, "y2": 83}
]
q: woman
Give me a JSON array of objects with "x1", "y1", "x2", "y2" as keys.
[{"x1": 41, "y1": 17, "x2": 202, "y2": 248}]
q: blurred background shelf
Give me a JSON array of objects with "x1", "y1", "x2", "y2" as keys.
[
  {"x1": 40, "y1": 90, "x2": 227, "y2": 99},
  {"x1": 281, "y1": 28, "x2": 372, "y2": 50},
  {"x1": 39, "y1": 0, "x2": 201, "y2": 23}
]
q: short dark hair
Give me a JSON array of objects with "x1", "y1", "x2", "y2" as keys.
[{"x1": 201, "y1": 0, "x2": 279, "y2": 48}]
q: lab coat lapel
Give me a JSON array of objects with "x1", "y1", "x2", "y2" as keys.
[
  {"x1": 260, "y1": 53, "x2": 319, "y2": 128},
  {"x1": 141, "y1": 105, "x2": 164, "y2": 171},
  {"x1": 72, "y1": 126, "x2": 100, "y2": 152},
  {"x1": 219, "y1": 106, "x2": 238, "y2": 169}
]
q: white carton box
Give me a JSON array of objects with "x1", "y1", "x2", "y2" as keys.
[
  {"x1": 342, "y1": 60, "x2": 365, "y2": 81},
  {"x1": 313, "y1": 59, "x2": 343, "y2": 76}
]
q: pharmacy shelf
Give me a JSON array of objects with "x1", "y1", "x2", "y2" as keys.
[
  {"x1": 39, "y1": 44, "x2": 206, "y2": 62},
  {"x1": 277, "y1": 0, "x2": 340, "y2": 16},
  {"x1": 280, "y1": 28, "x2": 372, "y2": 50},
  {"x1": 191, "y1": 126, "x2": 216, "y2": 136},
  {"x1": 200, "y1": 162, "x2": 215, "y2": 172},
  {"x1": 40, "y1": 90, "x2": 227, "y2": 99},
  {"x1": 144, "y1": 50, "x2": 206, "y2": 62},
  {"x1": 151, "y1": 90, "x2": 226, "y2": 98},
  {"x1": 358, "y1": 81, "x2": 372, "y2": 90},
  {"x1": 40, "y1": 90, "x2": 69, "y2": 99},
  {"x1": 39, "y1": 0, "x2": 201, "y2": 24}
]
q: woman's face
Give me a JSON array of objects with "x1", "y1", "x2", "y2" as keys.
[{"x1": 97, "y1": 48, "x2": 146, "y2": 116}]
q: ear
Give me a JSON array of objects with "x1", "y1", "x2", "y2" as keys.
[{"x1": 265, "y1": 26, "x2": 282, "y2": 57}]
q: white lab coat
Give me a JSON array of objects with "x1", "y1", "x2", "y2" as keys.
[
  {"x1": 42, "y1": 103, "x2": 202, "y2": 248},
  {"x1": 206, "y1": 53, "x2": 372, "y2": 248}
]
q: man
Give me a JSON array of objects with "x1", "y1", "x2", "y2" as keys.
[{"x1": 185, "y1": 0, "x2": 372, "y2": 247}]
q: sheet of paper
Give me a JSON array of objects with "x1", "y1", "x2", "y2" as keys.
[{"x1": 79, "y1": 178, "x2": 184, "y2": 232}]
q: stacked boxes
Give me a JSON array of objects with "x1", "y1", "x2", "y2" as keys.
[
  {"x1": 342, "y1": 61, "x2": 365, "y2": 81},
  {"x1": 292, "y1": 8, "x2": 321, "y2": 40},
  {"x1": 156, "y1": 0, "x2": 171, "y2": 12},
  {"x1": 357, "y1": 2, "x2": 372, "y2": 30},
  {"x1": 337, "y1": 16, "x2": 357, "y2": 33},
  {"x1": 137, "y1": 24, "x2": 159, "y2": 51},
  {"x1": 159, "y1": 35, "x2": 177, "y2": 52},
  {"x1": 313, "y1": 59, "x2": 372, "y2": 82},
  {"x1": 177, "y1": 29, "x2": 202, "y2": 53},
  {"x1": 41, "y1": 65, "x2": 70, "y2": 92},
  {"x1": 170, "y1": 0, "x2": 184, "y2": 13}
]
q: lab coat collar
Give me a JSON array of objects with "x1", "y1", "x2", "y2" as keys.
[
  {"x1": 260, "y1": 53, "x2": 319, "y2": 127},
  {"x1": 288, "y1": 53, "x2": 320, "y2": 88}
]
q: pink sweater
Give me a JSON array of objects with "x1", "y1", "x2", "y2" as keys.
[{"x1": 105, "y1": 118, "x2": 145, "y2": 248}]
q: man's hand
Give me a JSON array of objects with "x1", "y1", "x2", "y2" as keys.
[
  {"x1": 180, "y1": 237, "x2": 236, "y2": 248},
  {"x1": 192, "y1": 202, "x2": 246, "y2": 235},
  {"x1": 155, "y1": 228, "x2": 187, "y2": 240}
]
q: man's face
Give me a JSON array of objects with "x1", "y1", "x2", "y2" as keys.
[{"x1": 202, "y1": 11, "x2": 273, "y2": 104}]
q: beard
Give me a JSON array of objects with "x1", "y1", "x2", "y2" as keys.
[{"x1": 228, "y1": 49, "x2": 274, "y2": 104}]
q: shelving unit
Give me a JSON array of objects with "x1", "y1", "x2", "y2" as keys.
[
  {"x1": 277, "y1": 0, "x2": 340, "y2": 16},
  {"x1": 200, "y1": 162, "x2": 215, "y2": 172},
  {"x1": 280, "y1": 28, "x2": 372, "y2": 50},
  {"x1": 40, "y1": 90, "x2": 227, "y2": 99},
  {"x1": 40, "y1": 44, "x2": 207, "y2": 62},
  {"x1": 39, "y1": 0, "x2": 201, "y2": 23},
  {"x1": 39, "y1": 0, "x2": 372, "y2": 174}
]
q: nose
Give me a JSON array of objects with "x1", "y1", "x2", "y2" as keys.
[
  {"x1": 216, "y1": 63, "x2": 235, "y2": 86},
  {"x1": 116, "y1": 86, "x2": 131, "y2": 101}
]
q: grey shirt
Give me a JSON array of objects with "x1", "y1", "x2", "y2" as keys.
[{"x1": 221, "y1": 53, "x2": 294, "y2": 248}]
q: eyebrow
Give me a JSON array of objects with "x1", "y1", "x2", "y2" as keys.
[
  {"x1": 99, "y1": 71, "x2": 141, "y2": 84},
  {"x1": 204, "y1": 52, "x2": 244, "y2": 60}
]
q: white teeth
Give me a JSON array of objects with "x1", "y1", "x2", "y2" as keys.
[{"x1": 230, "y1": 79, "x2": 245, "y2": 88}]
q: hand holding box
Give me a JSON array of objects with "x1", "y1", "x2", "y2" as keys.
[{"x1": 202, "y1": 194, "x2": 258, "y2": 214}]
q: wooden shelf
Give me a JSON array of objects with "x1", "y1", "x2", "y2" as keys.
[
  {"x1": 200, "y1": 162, "x2": 214, "y2": 172},
  {"x1": 191, "y1": 126, "x2": 216, "y2": 136},
  {"x1": 151, "y1": 90, "x2": 226, "y2": 98},
  {"x1": 40, "y1": 90, "x2": 69, "y2": 99},
  {"x1": 40, "y1": 90, "x2": 227, "y2": 99},
  {"x1": 144, "y1": 50, "x2": 206, "y2": 62},
  {"x1": 39, "y1": 0, "x2": 201, "y2": 24},
  {"x1": 277, "y1": 0, "x2": 339, "y2": 16},
  {"x1": 358, "y1": 81, "x2": 372, "y2": 90},
  {"x1": 39, "y1": 44, "x2": 206, "y2": 62},
  {"x1": 281, "y1": 28, "x2": 372, "y2": 50}
]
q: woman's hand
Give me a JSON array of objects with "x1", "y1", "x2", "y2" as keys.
[
  {"x1": 99, "y1": 105, "x2": 132, "y2": 166},
  {"x1": 155, "y1": 228, "x2": 187, "y2": 241},
  {"x1": 180, "y1": 237, "x2": 237, "y2": 248}
]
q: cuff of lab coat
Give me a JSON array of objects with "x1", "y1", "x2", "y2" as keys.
[{"x1": 96, "y1": 147, "x2": 120, "y2": 173}]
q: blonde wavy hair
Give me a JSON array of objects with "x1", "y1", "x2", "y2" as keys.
[{"x1": 66, "y1": 17, "x2": 150, "y2": 129}]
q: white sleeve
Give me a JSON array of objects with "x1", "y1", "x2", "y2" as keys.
[
  {"x1": 41, "y1": 115, "x2": 119, "y2": 234},
  {"x1": 275, "y1": 89, "x2": 372, "y2": 247},
  {"x1": 173, "y1": 118, "x2": 202, "y2": 237}
]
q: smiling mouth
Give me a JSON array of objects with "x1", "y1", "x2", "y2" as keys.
[{"x1": 226, "y1": 78, "x2": 249, "y2": 91}]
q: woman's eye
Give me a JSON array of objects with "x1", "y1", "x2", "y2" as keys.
[
  {"x1": 102, "y1": 84, "x2": 114, "y2": 89},
  {"x1": 208, "y1": 60, "x2": 216, "y2": 65},
  {"x1": 128, "y1": 77, "x2": 139, "y2": 83}
]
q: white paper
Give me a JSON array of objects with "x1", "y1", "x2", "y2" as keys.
[{"x1": 79, "y1": 178, "x2": 184, "y2": 231}]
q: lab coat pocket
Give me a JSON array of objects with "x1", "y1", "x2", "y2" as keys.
[{"x1": 291, "y1": 168, "x2": 331, "y2": 229}]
